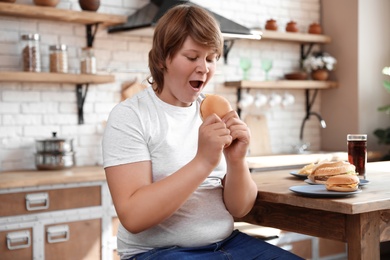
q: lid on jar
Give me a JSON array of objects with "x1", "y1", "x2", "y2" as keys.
[
  {"x1": 21, "y1": 33, "x2": 40, "y2": 41},
  {"x1": 347, "y1": 134, "x2": 367, "y2": 141},
  {"x1": 49, "y1": 44, "x2": 67, "y2": 51}
]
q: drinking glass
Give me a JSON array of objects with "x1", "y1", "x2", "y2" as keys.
[
  {"x1": 240, "y1": 57, "x2": 252, "y2": 80},
  {"x1": 347, "y1": 134, "x2": 367, "y2": 179},
  {"x1": 261, "y1": 59, "x2": 273, "y2": 80}
]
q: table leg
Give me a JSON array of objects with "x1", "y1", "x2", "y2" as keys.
[{"x1": 346, "y1": 211, "x2": 380, "y2": 260}]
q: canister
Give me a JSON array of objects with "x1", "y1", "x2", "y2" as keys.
[
  {"x1": 21, "y1": 33, "x2": 41, "y2": 72},
  {"x1": 80, "y1": 47, "x2": 97, "y2": 74},
  {"x1": 49, "y1": 44, "x2": 68, "y2": 73}
]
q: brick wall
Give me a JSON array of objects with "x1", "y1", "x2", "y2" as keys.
[{"x1": 0, "y1": 0, "x2": 323, "y2": 171}]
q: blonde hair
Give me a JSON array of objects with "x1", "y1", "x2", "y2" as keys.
[{"x1": 148, "y1": 4, "x2": 223, "y2": 93}]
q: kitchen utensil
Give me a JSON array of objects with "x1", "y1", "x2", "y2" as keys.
[
  {"x1": 35, "y1": 132, "x2": 75, "y2": 170},
  {"x1": 35, "y1": 152, "x2": 75, "y2": 170},
  {"x1": 35, "y1": 132, "x2": 73, "y2": 153},
  {"x1": 33, "y1": 0, "x2": 60, "y2": 7},
  {"x1": 245, "y1": 114, "x2": 272, "y2": 155},
  {"x1": 284, "y1": 72, "x2": 308, "y2": 80}
]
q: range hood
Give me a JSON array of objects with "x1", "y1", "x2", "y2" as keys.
[{"x1": 108, "y1": 0, "x2": 261, "y2": 40}]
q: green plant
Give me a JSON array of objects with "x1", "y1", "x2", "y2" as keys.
[{"x1": 373, "y1": 67, "x2": 390, "y2": 159}]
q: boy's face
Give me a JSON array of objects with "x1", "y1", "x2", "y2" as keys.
[{"x1": 158, "y1": 36, "x2": 218, "y2": 107}]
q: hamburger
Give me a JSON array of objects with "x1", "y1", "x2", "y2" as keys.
[
  {"x1": 308, "y1": 161, "x2": 357, "y2": 184},
  {"x1": 326, "y1": 174, "x2": 360, "y2": 192},
  {"x1": 200, "y1": 94, "x2": 232, "y2": 120}
]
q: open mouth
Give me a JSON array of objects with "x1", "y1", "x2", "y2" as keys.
[{"x1": 190, "y1": 80, "x2": 204, "y2": 89}]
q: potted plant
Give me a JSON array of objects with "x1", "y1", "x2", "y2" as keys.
[
  {"x1": 303, "y1": 51, "x2": 337, "y2": 80},
  {"x1": 373, "y1": 66, "x2": 390, "y2": 160}
]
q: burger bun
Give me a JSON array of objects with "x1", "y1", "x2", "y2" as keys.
[
  {"x1": 308, "y1": 161, "x2": 356, "y2": 184},
  {"x1": 326, "y1": 174, "x2": 360, "y2": 192},
  {"x1": 200, "y1": 94, "x2": 232, "y2": 121}
]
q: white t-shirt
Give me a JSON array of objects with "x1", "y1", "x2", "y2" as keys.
[{"x1": 102, "y1": 87, "x2": 233, "y2": 258}]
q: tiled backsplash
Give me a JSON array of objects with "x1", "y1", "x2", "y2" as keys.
[{"x1": 0, "y1": 0, "x2": 323, "y2": 171}]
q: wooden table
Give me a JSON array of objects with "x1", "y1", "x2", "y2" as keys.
[{"x1": 237, "y1": 161, "x2": 390, "y2": 260}]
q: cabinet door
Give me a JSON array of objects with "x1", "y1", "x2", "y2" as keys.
[
  {"x1": 45, "y1": 219, "x2": 101, "y2": 260},
  {"x1": 0, "y1": 228, "x2": 33, "y2": 260},
  {"x1": 0, "y1": 186, "x2": 101, "y2": 217}
]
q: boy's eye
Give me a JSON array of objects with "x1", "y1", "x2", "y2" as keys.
[{"x1": 187, "y1": 57, "x2": 197, "y2": 61}]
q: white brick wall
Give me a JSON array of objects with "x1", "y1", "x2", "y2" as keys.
[{"x1": 0, "y1": 0, "x2": 323, "y2": 171}]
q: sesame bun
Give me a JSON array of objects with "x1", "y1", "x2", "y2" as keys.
[
  {"x1": 326, "y1": 174, "x2": 360, "y2": 192},
  {"x1": 200, "y1": 94, "x2": 232, "y2": 121},
  {"x1": 308, "y1": 161, "x2": 356, "y2": 184}
]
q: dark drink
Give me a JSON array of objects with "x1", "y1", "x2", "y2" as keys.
[{"x1": 347, "y1": 134, "x2": 367, "y2": 178}]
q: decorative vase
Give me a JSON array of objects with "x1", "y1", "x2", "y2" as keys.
[
  {"x1": 286, "y1": 21, "x2": 299, "y2": 33},
  {"x1": 79, "y1": 0, "x2": 100, "y2": 12},
  {"x1": 311, "y1": 69, "x2": 329, "y2": 81},
  {"x1": 265, "y1": 19, "x2": 278, "y2": 31},
  {"x1": 308, "y1": 22, "x2": 322, "y2": 34}
]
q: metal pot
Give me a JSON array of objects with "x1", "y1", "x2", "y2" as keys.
[
  {"x1": 35, "y1": 152, "x2": 75, "y2": 170},
  {"x1": 36, "y1": 132, "x2": 73, "y2": 154}
]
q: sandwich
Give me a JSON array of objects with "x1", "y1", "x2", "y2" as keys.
[
  {"x1": 200, "y1": 94, "x2": 232, "y2": 120},
  {"x1": 326, "y1": 174, "x2": 360, "y2": 192},
  {"x1": 308, "y1": 161, "x2": 357, "y2": 184}
]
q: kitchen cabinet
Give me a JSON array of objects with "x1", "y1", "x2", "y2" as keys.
[{"x1": 0, "y1": 183, "x2": 104, "y2": 259}]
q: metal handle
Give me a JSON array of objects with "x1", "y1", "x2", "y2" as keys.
[
  {"x1": 25, "y1": 192, "x2": 49, "y2": 211},
  {"x1": 7, "y1": 230, "x2": 31, "y2": 250},
  {"x1": 47, "y1": 225, "x2": 70, "y2": 243}
]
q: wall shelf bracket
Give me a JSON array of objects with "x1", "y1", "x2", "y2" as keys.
[
  {"x1": 223, "y1": 39, "x2": 235, "y2": 64},
  {"x1": 300, "y1": 43, "x2": 314, "y2": 68},
  {"x1": 76, "y1": 84, "x2": 89, "y2": 125},
  {"x1": 86, "y1": 23, "x2": 100, "y2": 47}
]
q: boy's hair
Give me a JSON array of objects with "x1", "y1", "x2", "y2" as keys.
[{"x1": 148, "y1": 4, "x2": 223, "y2": 93}]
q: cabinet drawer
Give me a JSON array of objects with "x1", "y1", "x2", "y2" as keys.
[
  {"x1": 0, "y1": 228, "x2": 33, "y2": 260},
  {"x1": 0, "y1": 186, "x2": 101, "y2": 217},
  {"x1": 45, "y1": 219, "x2": 101, "y2": 260}
]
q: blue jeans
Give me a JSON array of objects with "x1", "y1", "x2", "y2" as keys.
[{"x1": 128, "y1": 230, "x2": 303, "y2": 260}]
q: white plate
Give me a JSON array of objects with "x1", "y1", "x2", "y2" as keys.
[
  {"x1": 290, "y1": 171, "x2": 308, "y2": 179},
  {"x1": 289, "y1": 185, "x2": 362, "y2": 197},
  {"x1": 304, "y1": 178, "x2": 370, "y2": 186}
]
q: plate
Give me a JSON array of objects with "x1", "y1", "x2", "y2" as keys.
[
  {"x1": 305, "y1": 178, "x2": 370, "y2": 186},
  {"x1": 290, "y1": 171, "x2": 308, "y2": 179},
  {"x1": 289, "y1": 185, "x2": 362, "y2": 197},
  {"x1": 284, "y1": 72, "x2": 308, "y2": 80}
]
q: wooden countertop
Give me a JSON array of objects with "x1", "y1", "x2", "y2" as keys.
[
  {"x1": 246, "y1": 152, "x2": 348, "y2": 171},
  {"x1": 0, "y1": 166, "x2": 106, "y2": 189}
]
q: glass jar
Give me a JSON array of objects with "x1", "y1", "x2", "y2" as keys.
[
  {"x1": 21, "y1": 33, "x2": 41, "y2": 72},
  {"x1": 80, "y1": 47, "x2": 96, "y2": 74},
  {"x1": 49, "y1": 44, "x2": 68, "y2": 73}
]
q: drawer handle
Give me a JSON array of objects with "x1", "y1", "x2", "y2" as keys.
[
  {"x1": 25, "y1": 192, "x2": 49, "y2": 211},
  {"x1": 47, "y1": 225, "x2": 70, "y2": 243},
  {"x1": 7, "y1": 230, "x2": 31, "y2": 250}
]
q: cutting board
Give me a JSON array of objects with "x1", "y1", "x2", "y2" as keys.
[{"x1": 245, "y1": 114, "x2": 272, "y2": 155}]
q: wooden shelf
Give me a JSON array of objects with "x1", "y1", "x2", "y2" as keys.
[
  {"x1": 225, "y1": 80, "x2": 338, "y2": 90},
  {"x1": 253, "y1": 30, "x2": 331, "y2": 44},
  {"x1": 0, "y1": 2, "x2": 126, "y2": 27},
  {"x1": 0, "y1": 71, "x2": 114, "y2": 84}
]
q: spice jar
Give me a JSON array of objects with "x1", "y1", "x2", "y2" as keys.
[
  {"x1": 21, "y1": 33, "x2": 41, "y2": 72},
  {"x1": 80, "y1": 47, "x2": 96, "y2": 74},
  {"x1": 49, "y1": 44, "x2": 68, "y2": 73}
]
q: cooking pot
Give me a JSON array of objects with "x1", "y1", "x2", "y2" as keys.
[
  {"x1": 36, "y1": 132, "x2": 73, "y2": 153},
  {"x1": 35, "y1": 132, "x2": 75, "y2": 170},
  {"x1": 35, "y1": 152, "x2": 75, "y2": 170}
]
